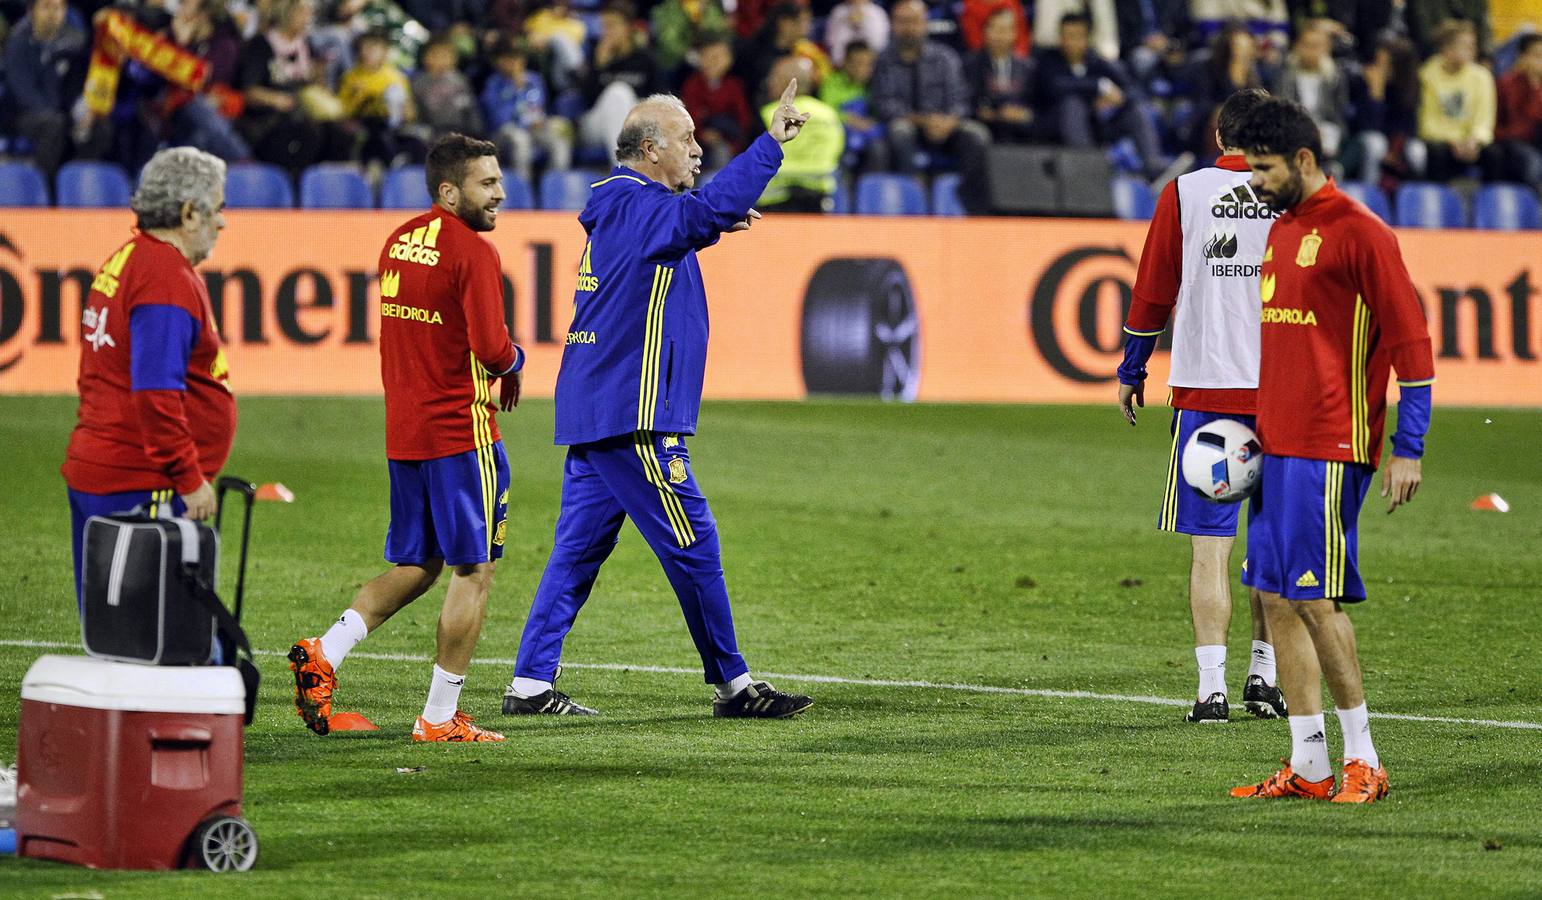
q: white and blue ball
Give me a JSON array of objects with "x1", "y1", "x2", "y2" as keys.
[{"x1": 1181, "y1": 418, "x2": 1263, "y2": 503}]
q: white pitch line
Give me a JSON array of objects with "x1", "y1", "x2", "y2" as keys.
[{"x1": 4, "y1": 638, "x2": 1540, "y2": 731}]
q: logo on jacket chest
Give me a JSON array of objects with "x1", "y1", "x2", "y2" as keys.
[
  {"x1": 389, "y1": 218, "x2": 442, "y2": 266},
  {"x1": 575, "y1": 240, "x2": 598, "y2": 293}
]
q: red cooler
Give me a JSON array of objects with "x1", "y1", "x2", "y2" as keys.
[{"x1": 16, "y1": 655, "x2": 256, "y2": 870}]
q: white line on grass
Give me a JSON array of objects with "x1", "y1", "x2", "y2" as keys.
[{"x1": 4, "y1": 638, "x2": 1540, "y2": 731}]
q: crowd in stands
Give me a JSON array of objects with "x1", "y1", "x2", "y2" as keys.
[{"x1": 1, "y1": 0, "x2": 1538, "y2": 218}]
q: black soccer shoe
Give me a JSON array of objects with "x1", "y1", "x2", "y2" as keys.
[
  {"x1": 501, "y1": 687, "x2": 599, "y2": 716},
  {"x1": 712, "y1": 681, "x2": 813, "y2": 719},
  {"x1": 1242, "y1": 674, "x2": 1287, "y2": 719},
  {"x1": 1184, "y1": 691, "x2": 1229, "y2": 723}
]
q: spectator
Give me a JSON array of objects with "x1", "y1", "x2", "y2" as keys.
[
  {"x1": 4, "y1": 0, "x2": 91, "y2": 177},
  {"x1": 160, "y1": 0, "x2": 250, "y2": 163},
  {"x1": 1328, "y1": 0, "x2": 1413, "y2": 58},
  {"x1": 960, "y1": 0, "x2": 1029, "y2": 58},
  {"x1": 236, "y1": 0, "x2": 357, "y2": 172},
  {"x1": 523, "y1": 0, "x2": 587, "y2": 93},
  {"x1": 680, "y1": 35, "x2": 753, "y2": 168},
  {"x1": 1409, "y1": 0, "x2": 1490, "y2": 59},
  {"x1": 824, "y1": 0, "x2": 889, "y2": 67},
  {"x1": 578, "y1": 1, "x2": 657, "y2": 162},
  {"x1": 817, "y1": 39, "x2": 880, "y2": 160},
  {"x1": 868, "y1": 0, "x2": 990, "y2": 214},
  {"x1": 1190, "y1": 0, "x2": 1290, "y2": 54},
  {"x1": 1343, "y1": 33, "x2": 1425, "y2": 185},
  {"x1": 339, "y1": 28, "x2": 415, "y2": 166},
  {"x1": 1272, "y1": 19, "x2": 1348, "y2": 164},
  {"x1": 1417, "y1": 18, "x2": 1495, "y2": 181},
  {"x1": 1186, "y1": 21, "x2": 1265, "y2": 156},
  {"x1": 1033, "y1": 0, "x2": 1118, "y2": 61},
  {"x1": 412, "y1": 33, "x2": 484, "y2": 139},
  {"x1": 738, "y1": 4, "x2": 831, "y2": 101},
  {"x1": 757, "y1": 55, "x2": 843, "y2": 212},
  {"x1": 650, "y1": 0, "x2": 728, "y2": 84},
  {"x1": 481, "y1": 36, "x2": 573, "y2": 179},
  {"x1": 965, "y1": 7, "x2": 1041, "y2": 145},
  {"x1": 1490, "y1": 33, "x2": 1542, "y2": 185},
  {"x1": 1037, "y1": 14, "x2": 1168, "y2": 180}
]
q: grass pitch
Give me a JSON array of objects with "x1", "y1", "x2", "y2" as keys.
[{"x1": 0, "y1": 396, "x2": 1539, "y2": 898}]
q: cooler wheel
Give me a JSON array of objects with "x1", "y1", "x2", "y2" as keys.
[{"x1": 187, "y1": 815, "x2": 258, "y2": 872}]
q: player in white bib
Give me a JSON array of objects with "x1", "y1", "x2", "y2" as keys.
[{"x1": 1117, "y1": 89, "x2": 1287, "y2": 723}]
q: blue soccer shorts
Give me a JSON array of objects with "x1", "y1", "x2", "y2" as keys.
[
  {"x1": 386, "y1": 442, "x2": 509, "y2": 567},
  {"x1": 67, "y1": 487, "x2": 185, "y2": 609},
  {"x1": 1158, "y1": 409, "x2": 1256, "y2": 537},
  {"x1": 1241, "y1": 455, "x2": 1374, "y2": 602}
]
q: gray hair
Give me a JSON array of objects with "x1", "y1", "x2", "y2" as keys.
[
  {"x1": 615, "y1": 94, "x2": 689, "y2": 163},
  {"x1": 131, "y1": 146, "x2": 227, "y2": 230}
]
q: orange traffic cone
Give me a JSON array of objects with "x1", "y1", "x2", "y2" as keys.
[{"x1": 1470, "y1": 493, "x2": 1510, "y2": 512}]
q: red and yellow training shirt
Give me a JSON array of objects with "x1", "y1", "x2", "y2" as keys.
[
  {"x1": 378, "y1": 208, "x2": 521, "y2": 460},
  {"x1": 1256, "y1": 180, "x2": 1434, "y2": 468},
  {"x1": 63, "y1": 232, "x2": 236, "y2": 495}
]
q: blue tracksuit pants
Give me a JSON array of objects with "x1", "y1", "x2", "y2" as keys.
[{"x1": 513, "y1": 431, "x2": 748, "y2": 684}]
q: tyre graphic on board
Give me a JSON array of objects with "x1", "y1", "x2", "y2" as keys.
[{"x1": 799, "y1": 258, "x2": 921, "y2": 400}]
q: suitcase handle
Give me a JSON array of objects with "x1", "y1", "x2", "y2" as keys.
[{"x1": 214, "y1": 476, "x2": 256, "y2": 622}]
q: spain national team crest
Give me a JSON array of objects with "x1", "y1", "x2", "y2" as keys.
[
  {"x1": 492, "y1": 519, "x2": 506, "y2": 547},
  {"x1": 1296, "y1": 229, "x2": 1323, "y2": 268},
  {"x1": 667, "y1": 457, "x2": 688, "y2": 484}
]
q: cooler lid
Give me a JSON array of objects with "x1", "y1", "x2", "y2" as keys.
[{"x1": 21, "y1": 655, "x2": 245, "y2": 714}]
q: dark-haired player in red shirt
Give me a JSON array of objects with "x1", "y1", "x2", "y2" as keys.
[
  {"x1": 288, "y1": 134, "x2": 526, "y2": 743},
  {"x1": 63, "y1": 147, "x2": 235, "y2": 611},
  {"x1": 1228, "y1": 98, "x2": 1434, "y2": 805}
]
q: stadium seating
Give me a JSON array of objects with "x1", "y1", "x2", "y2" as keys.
[
  {"x1": 1395, "y1": 182, "x2": 1466, "y2": 229},
  {"x1": 830, "y1": 177, "x2": 851, "y2": 214},
  {"x1": 1111, "y1": 176, "x2": 1155, "y2": 221},
  {"x1": 539, "y1": 169, "x2": 596, "y2": 210},
  {"x1": 1339, "y1": 181, "x2": 1393, "y2": 224},
  {"x1": 1473, "y1": 184, "x2": 1542, "y2": 231},
  {"x1": 0, "y1": 161, "x2": 50, "y2": 206},
  {"x1": 931, "y1": 173, "x2": 965, "y2": 217},
  {"x1": 501, "y1": 171, "x2": 534, "y2": 210},
  {"x1": 299, "y1": 164, "x2": 373, "y2": 209},
  {"x1": 855, "y1": 173, "x2": 927, "y2": 216},
  {"x1": 380, "y1": 165, "x2": 431, "y2": 209},
  {"x1": 56, "y1": 161, "x2": 132, "y2": 208},
  {"x1": 225, "y1": 163, "x2": 294, "y2": 208}
]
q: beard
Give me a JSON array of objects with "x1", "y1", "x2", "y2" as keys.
[
  {"x1": 1259, "y1": 166, "x2": 1305, "y2": 212},
  {"x1": 455, "y1": 195, "x2": 497, "y2": 232}
]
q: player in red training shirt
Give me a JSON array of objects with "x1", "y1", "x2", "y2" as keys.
[
  {"x1": 1228, "y1": 99, "x2": 1434, "y2": 804},
  {"x1": 288, "y1": 135, "x2": 526, "y2": 743},
  {"x1": 62, "y1": 147, "x2": 234, "y2": 610},
  {"x1": 1118, "y1": 88, "x2": 1286, "y2": 724}
]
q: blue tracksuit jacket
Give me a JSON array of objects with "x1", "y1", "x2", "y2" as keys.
[{"x1": 552, "y1": 132, "x2": 784, "y2": 445}]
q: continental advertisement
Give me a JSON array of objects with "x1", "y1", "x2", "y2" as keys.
[{"x1": 0, "y1": 210, "x2": 1536, "y2": 406}]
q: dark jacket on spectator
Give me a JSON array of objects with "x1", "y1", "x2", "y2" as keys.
[
  {"x1": 869, "y1": 41, "x2": 969, "y2": 120},
  {"x1": 4, "y1": 12, "x2": 90, "y2": 115},
  {"x1": 1033, "y1": 47, "x2": 1131, "y2": 108},
  {"x1": 1496, "y1": 69, "x2": 1542, "y2": 145},
  {"x1": 581, "y1": 47, "x2": 658, "y2": 106}
]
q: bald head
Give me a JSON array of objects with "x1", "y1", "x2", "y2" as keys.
[
  {"x1": 616, "y1": 93, "x2": 702, "y2": 191},
  {"x1": 765, "y1": 56, "x2": 814, "y2": 103}
]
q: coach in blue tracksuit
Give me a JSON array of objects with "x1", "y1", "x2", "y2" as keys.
[{"x1": 502, "y1": 82, "x2": 816, "y2": 719}]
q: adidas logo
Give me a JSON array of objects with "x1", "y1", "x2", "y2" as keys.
[
  {"x1": 1305, "y1": 730, "x2": 1326, "y2": 744},
  {"x1": 388, "y1": 217, "x2": 443, "y2": 266},
  {"x1": 1296, "y1": 570, "x2": 1320, "y2": 588},
  {"x1": 1210, "y1": 183, "x2": 1279, "y2": 220}
]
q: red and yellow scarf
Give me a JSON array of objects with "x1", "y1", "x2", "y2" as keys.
[{"x1": 83, "y1": 10, "x2": 209, "y2": 116}]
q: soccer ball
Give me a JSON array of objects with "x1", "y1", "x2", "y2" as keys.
[{"x1": 1181, "y1": 418, "x2": 1263, "y2": 503}]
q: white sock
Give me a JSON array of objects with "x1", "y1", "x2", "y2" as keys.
[
  {"x1": 1288, "y1": 714, "x2": 1333, "y2": 782},
  {"x1": 319, "y1": 609, "x2": 367, "y2": 667},
  {"x1": 1195, "y1": 645, "x2": 1226, "y2": 700},
  {"x1": 715, "y1": 672, "x2": 753, "y2": 700},
  {"x1": 1248, "y1": 640, "x2": 1277, "y2": 685},
  {"x1": 509, "y1": 677, "x2": 551, "y2": 698},
  {"x1": 421, "y1": 664, "x2": 465, "y2": 725},
  {"x1": 1336, "y1": 703, "x2": 1379, "y2": 768}
]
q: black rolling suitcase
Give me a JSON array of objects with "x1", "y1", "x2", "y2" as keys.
[{"x1": 79, "y1": 476, "x2": 261, "y2": 723}]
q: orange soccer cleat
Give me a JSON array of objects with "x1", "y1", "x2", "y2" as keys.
[
  {"x1": 1331, "y1": 759, "x2": 1390, "y2": 804},
  {"x1": 412, "y1": 710, "x2": 507, "y2": 743},
  {"x1": 1230, "y1": 763, "x2": 1335, "y2": 800},
  {"x1": 288, "y1": 637, "x2": 337, "y2": 735}
]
